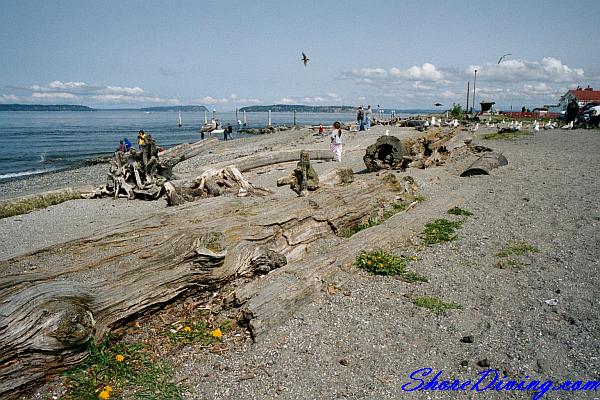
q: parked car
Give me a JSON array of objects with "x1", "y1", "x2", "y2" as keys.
[
  {"x1": 579, "y1": 102, "x2": 600, "y2": 116},
  {"x1": 581, "y1": 104, "x2": 600, "y2": 127}
]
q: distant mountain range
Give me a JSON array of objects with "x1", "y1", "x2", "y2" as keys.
[
  {"x1": 0, "y1": 104, "x2": 208, "y2": 112},
  {"x1": 239, "y1": 104, "x2": 356, "y2": 113}
]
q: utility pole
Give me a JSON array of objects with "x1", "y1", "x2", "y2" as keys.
[
  {"x1": 466, "y1": 81, "x2": 470, "y2": 115},
  {"x1": 472, "y1": 69, "x2": 478, "y2": 114}
]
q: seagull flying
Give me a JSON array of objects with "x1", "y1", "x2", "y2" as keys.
[
  {"x1": 301, "y1": 52, "x2": 309, "y2": 66},
  {"x1": 434, "y1": 103, "x2": 443, "y2": 107},
  {"x1": 497, "y1": 53, "x2": 512, "y2": 64}
]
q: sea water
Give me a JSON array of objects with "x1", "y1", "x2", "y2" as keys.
[{"x1": 0, "y1": 110, "x2": 423, "y2": 181}]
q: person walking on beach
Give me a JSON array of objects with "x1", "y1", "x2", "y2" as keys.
[
  {"x1": 330, "y1": 121, "x2": 343, "y2": 162},
  {"x1": 226, "y1": 123, "x2": 233, "y2": 140},
  {"x1": 357, "y1": 106, "x2": 365, "y2": 131},
  {"x1": 365, "y1": 105, "x2": 373, "y2": 130},
  {"x1": 137, "y1": 130, "x2": 146, "y2": 150}
]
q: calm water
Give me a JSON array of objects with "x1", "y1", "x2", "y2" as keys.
[{"x1": 0, "y1": 110, "x2": 420, "y2": 181}]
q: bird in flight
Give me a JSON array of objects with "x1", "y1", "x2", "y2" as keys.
[
  {"x1": 434, "y1": 103, "x2": 443, "y2": 107},
  {"x1": 301, "y1": 52, "x2": 309, "y2": 66},
  {"x1": 497, "y1": 53, "x2": 512, "y2": 64}
]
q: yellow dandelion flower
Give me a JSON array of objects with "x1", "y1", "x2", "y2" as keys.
[
  {"x1": 378, "y1": 263, "x2": 385, "y2": 268},
  {"x1": 99, "y1": 390, "x2": 110, "y2": 399},
  {"x1": 212, "y1": 328, "x2": 222, "y2": 339},
  {"x1": 104, "y1": 386, "x2": 113, "y2": 393},
  {"x1": 115, "y1": 354, "x2": 125, "y2": 362},
  {"x1": 183, "y1": 326, "x2": 192, "y2": 333}
]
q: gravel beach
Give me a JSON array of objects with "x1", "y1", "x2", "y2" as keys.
[{"x1": 4, "y1": 126, "x2": 599, "y2": 399}]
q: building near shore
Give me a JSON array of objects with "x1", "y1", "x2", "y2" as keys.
[{"x1": 548, "y1": 86, "x2": 600, "y2": 112}]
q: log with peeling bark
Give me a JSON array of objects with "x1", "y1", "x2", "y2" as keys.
[{"x1": 0, "y1": 171, "x2": 414, "y2": 399}]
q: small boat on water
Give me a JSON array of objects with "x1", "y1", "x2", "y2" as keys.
[{"x1": 178, "y1": 111, "x2": 183, "y2": 127}]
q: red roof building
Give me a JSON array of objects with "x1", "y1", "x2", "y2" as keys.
[{"x1": 558, "y1": 86, "x2": 600, "y2": 109}]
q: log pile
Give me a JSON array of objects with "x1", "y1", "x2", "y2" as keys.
[
  {"x1": 83, "y1": 137, "x2": 218, "y2": 201},
  {"x1": 363, "y1": 129, "x2": 475, "y2": 172},
  {"x1": 0, "y1": 170, "x2": 414, "y2": 399}
]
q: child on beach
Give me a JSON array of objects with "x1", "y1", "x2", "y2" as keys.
[
  {"x1": 137, "y1": 130, "x2": 146, "y2": 150},
  {"x1": 330, "y1": 121, "x2": 343, "y2": 162}
]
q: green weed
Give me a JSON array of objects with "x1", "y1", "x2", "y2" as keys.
[
  {"x1": 496, "y1": 242, "x2": 540, "y2": 257},
  {"x1": 412, "y1": 296, "x2": 462, "y2": 314},
  {"x1": 355, "y1": 250, "x2": 427, "y2": 282},
  {"x1": 447, "y1": 207, "x2": 473, "y2": 216},
  {"x1": 422, "y1": 219, "x2": 463, "y2": 245},
  {"x1": 63, "y1": 336, "x2": 183, "y2": 400}
]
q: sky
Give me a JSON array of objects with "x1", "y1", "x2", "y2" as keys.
[{"x1": 1, "y1": 0, "x2": 599, "y2": 110}]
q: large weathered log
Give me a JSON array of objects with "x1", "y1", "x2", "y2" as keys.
[
  {"x1": 363, "y1": 135, "x2": 411, "y2": 172},
  {"x1": 460, "y1": 152, "x2": 508, "y2": 176},
  {"x1": 0, "y1": 172, "x2": 410, "y2": 398}
]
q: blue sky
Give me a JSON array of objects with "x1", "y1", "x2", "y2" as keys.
[{"x1": 1, "y1": 0, "x2": 599, "y2": 110}]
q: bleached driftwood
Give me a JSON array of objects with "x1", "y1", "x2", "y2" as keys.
[{"x1": 0, "y1": 171, "x2": 415, "y2": 398}]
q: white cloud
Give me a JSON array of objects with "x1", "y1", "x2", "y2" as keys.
[
  {"x1": 32, "y1": 92, "x2": 80, "y2": 100},
  {"x1": 104, "y1": 86, "x2": 145, "y2": 95},
  {"x1": 468, "y1": 57, "x2": 584, "y2": 83},
  {"x1": 0, "y1": 94, "x2": 20, "y2": 103},
  {"x1": 91, "y1": 94, "x2": 179, "y2": 104},
  {"x1": 278, "y1": 97, "x2": 294, "y2": 104},
  {"x1": 390, "y1": 63, "x2": 444, "y2": 81},
  {"x1": 348, "y1": 63, "x2": 446, "y2": 83}
]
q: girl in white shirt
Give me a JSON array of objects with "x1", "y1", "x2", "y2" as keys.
[{"x1": 330, "y1": 121, "x2": 343, "y2": 162}]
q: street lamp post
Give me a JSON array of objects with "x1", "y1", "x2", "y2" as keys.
[{"x1": 472, "y1": 69, "x2": 478, "y2": 114}]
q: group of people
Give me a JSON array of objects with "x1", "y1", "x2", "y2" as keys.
[
  {"x1": 116, "y1": 130, "x2": 159, "y2": 154},
  {"x1": 356, "y1": 105, "x2": 373, "y2": 131}
]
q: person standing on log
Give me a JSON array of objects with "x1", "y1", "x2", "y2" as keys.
[
  {"x1": 330, "y1": 121, "x2": 343, "y2": 162},
  {"x1": 137, "y1": 130, "x2": 146, "y2": 150}
]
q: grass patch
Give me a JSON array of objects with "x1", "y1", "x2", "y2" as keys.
[
  {"x1": 482, "y1": 131, "x2": 531, "y2": 140},
  {"x1": 340, "y1": 197, "x2": 424, "y2": 238},
  {"x1": 447, "y1": 207, "x2": 473, "y2": 216},
  {"x1": 495, "y1": 258, "x2": 522, "y2": 269},
  {"x1": 63, "y1": 336, "x2": 183, "y2": 400},
  {"x1": 0, "y1": 191, "x2": 82, "y2": 219},
  {"x1": 422, "y1": 219, "x2": 463, "y2": 245},
  {"x1": 163, "y1": 319, "x2": 233, "y2": 346},
  {"x1": 355, "y1": 250, "x2": 427, "y2": 282},
  {"x1": 412, "y1": 296, "x2": 462, "y2": 314},
  {"x1": 496, "y1": 241, "x2": 540, "y2": 257},
  {"x1": 339, "y1": 217, "x2": 380, "y2": 238}
]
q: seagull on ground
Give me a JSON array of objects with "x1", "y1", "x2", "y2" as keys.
[
  {"x1": 544, "y1": 121, "x2": 555, "y2": 130},
  {"x1": 471, "y1": 123, "x2": 479, "y2": 132},
  {"x1": 532, "y1": 121, "x2": 540, "y2": 132},
  {"x1": 301, "y1": 52, "x2": 309, "y2": 66},
  {"x1": 561, "y1": 121, "x2": 574, "y2": 129}
]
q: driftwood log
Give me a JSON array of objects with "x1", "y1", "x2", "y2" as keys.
[
  {"x1": 0, "y1": 171, "x2": 414, "y2": 399},
  {"x1": 277, "y1": 150, "x2": 320, "y2": 196},
  {"x1": 165, "y1": 150, "x2": 335, "y2": 205},
  {"x1": 363, "y1": 129, "x2": 472, "y2": 172},
  {"x1": 460, "y1": 152, "x2": 508, "y2": 176},
  {"x1": 83, "y1": 138, "x2": 218, "y2": 200}
]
